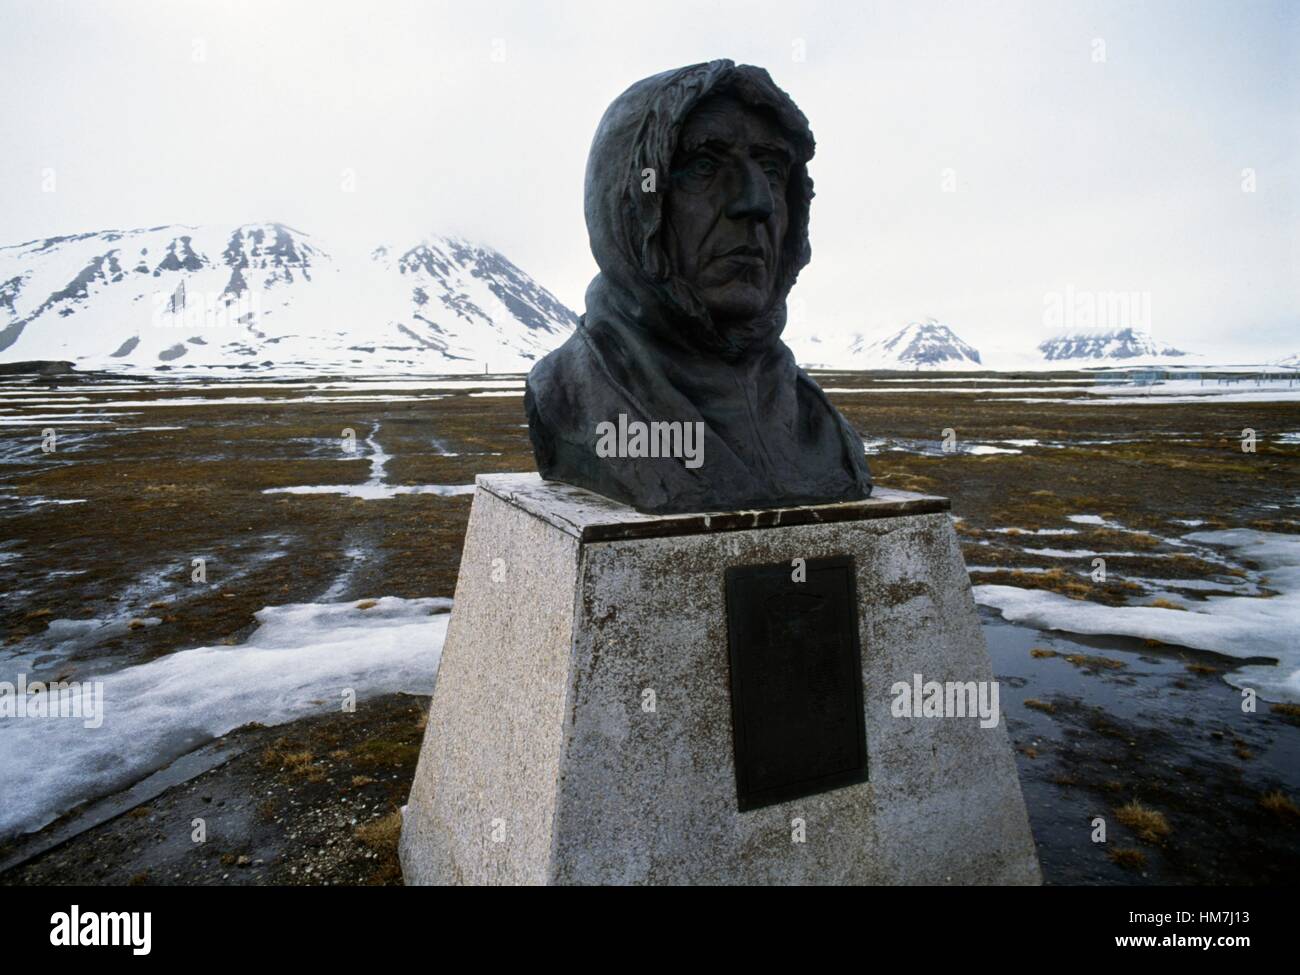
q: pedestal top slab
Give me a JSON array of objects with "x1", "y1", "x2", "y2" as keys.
[{"x1": 476, "y1": 473, "x2": 950, "y2": 543}]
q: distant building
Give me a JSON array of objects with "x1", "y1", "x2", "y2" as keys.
[{"x1": 1095, "y1": 367, "x2": 1173, "y2": 385}]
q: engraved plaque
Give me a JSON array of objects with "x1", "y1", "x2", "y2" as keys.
[{"x1": 724, "y1": 555, "x2": 867, "y2": 811}]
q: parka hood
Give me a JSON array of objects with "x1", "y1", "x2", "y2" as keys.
[
  {"x1": 582, "y1": 58, "x2": 816, "y2": 360},
  {"x1": 525, "y1": 60, "x2": 872, "y2": 515}
]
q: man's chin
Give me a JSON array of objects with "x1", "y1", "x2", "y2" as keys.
[{"x1": 701, "y1": 285, "x2": 772, "y2": 324}]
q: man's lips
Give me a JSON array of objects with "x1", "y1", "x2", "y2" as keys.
[{"x1": 712, "y1": 245, "x2": 766, "y2": 266}]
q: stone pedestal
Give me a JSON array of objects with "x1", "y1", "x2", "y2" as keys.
[{"x1": 399, "y1": 473, "x2": 1040, "y2": 885}]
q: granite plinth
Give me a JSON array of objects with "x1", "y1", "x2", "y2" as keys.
[{"x1": 399, "y1": 473, "x2": 1040, "y2": 885}]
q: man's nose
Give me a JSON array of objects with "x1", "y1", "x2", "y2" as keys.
[{"x1": 725, "y1": 159, "x2": 775, "y2": 222}]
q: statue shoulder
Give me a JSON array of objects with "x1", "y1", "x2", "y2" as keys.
[{"x1": 525, "y1": 326, "x2": 598, "y2": 436}]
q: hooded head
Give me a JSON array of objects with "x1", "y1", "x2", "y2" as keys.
[
  {"x1": 525, "y1": 60, "x2": 872, "y2": 515},
  {"x1": 583, "y1": 59, "x2": 816, "y2": 361}
]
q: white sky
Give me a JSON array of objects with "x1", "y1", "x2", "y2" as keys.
[{"x1": 2, "y1": 0, "x2": 1297, "y2": 358}]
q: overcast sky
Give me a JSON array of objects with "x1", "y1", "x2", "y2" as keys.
[{"x1": 3, "y1": 0, "x2": 1297, "y2": 357}]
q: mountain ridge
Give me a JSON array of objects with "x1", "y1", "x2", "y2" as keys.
[
  {"x1": 1037, "y1": 327, "x2": 1188, "y2": 362},
  {"x1": 0, "y1": 222, "x2": 578, "y2": 374}
]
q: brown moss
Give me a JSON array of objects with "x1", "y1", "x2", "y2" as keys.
[
  {"x1": 1259, "y1": 791, "x2": 1300, "y2": 821},
  {"x1": 353, "y1": 738, "x2": 419, "y2": 769},
  {"x1": 1115, "y1": 800, "x2": 1172, "y2": 843},
  {"x1": 355, "y1": 809, "x2": 404, "y2": 885},
  {"x1": 1064, "y1": 653, "x2": 1127, "y2": 671},
  {"x1": 1107, "y1": 847, "x2": 1147, "y2": 870},
  {"x1": 355, "y1": 810, "x2": 402, "y2": 851},
  {"x1": 1148, "y1": 598, "x2": 1185, "y2": 611}
]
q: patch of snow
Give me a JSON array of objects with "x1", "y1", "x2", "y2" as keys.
[
  {"x1": 823, "y1": 386, "x2": 1092, "y2": 395},
  {"x1": 860, "y1": 437, "x2": 1021, "y2": 457},
  {"x1": 964, "y1": 444, "x2": 1021, "y2": 455},
  {"x1": 1129, "y1": 576, "x2": 1258, "y2": 594},
  {"x1": 0, "y1": 418, "x2": 117, "y2": 426},
  {"x1": 974, "y1": 530, "x2": 1300, "y2": 704},
  {"x1": 0, "y1": 596, "x2": 452, "y2": 839},
  {"x1": 265, "y1": 483, "x2": 474, "y2": 499},
  {"x1": 994, "y1": 390, "x2": 1300, "y2": 405},
  {"x1": 967, "y1": 565, "x2": 1059, "y2": 575},
  {"x1": 261, "y1": 421, "x2": 473, "y2": 500},
  {"x1": 992, "y1": 527, "x2": 1080, "y2": 536}
]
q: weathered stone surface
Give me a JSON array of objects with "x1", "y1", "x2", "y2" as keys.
[
  {"x1": 482, "y1": 472, "x2": 948, "y2": 542},
  {"x1": 398, "y1": 485, "x2": 578, "y2": 884},
  {"x1": 400, "y1": 474, "x2": 1040, "y2": 885}
]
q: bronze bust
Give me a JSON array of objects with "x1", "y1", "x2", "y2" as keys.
[{"x1": 526, "y1": 59, "x2": 872, "y2": 514}]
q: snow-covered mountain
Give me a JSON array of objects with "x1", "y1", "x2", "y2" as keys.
[
  {"x1": 0, "y1": 223, "x2": 578, "y2": 373},
  {"x1": 1037, "y1": 328, "x2": 1188, "y2": 362},
  {"x1": 838, "y1": 320, "x2": 982, "y2": 370}
]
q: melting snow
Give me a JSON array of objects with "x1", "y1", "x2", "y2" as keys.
[
  {"x1": 267, "y1": 483, "x2": 474, "y2": 499},
  {"x1": 261, "y1": 422, "x2": 474, "y2": 500},
  {"x1": 0, "y1": 596, "x2": 451, "y2": 839},
  {"x1": 0, "y1": 418, "x2": 118, "y2": 426},
  {"x1": 974, "y1": 530, "x2": 1300, "y2": 703},
  {"x1": 995, "y1": 391, "x2": 1300, "y2": 405},
  {"x1": 859, "y1": 437, "x2": 1021, "y2": 457},
  {"x1": 822, "y1": 386, "x2": 1094, "y2": 394},
  {"x1": 992, "y1": 527, "x2": 1079, "y2": 536}
]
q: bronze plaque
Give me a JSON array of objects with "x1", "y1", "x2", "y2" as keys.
[{"x1": 724, "y1": 555, "x2": 867, "y2": 811}]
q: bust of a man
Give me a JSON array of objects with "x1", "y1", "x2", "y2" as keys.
[{"x1": 525, "y1": 59, "x2": 872, "y2": 514}]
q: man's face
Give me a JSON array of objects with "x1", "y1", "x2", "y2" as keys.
[{"x1": 663, "y1": 94, "x2": 793, "y2": 324}]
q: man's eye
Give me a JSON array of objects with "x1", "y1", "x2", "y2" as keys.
[
  {"x1": 688, "y1": 157, "x2": 718, "y2": 177},
  {"x1": 762, "y1": 163, "x2": 786, "y2": 184}
]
